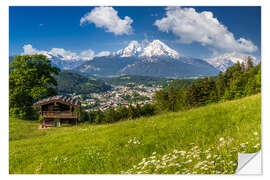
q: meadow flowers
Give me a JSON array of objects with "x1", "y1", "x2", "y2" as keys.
[
  {"x1": 122, "y1": 138, "x2": 237, "y2": 174},
  {"x1": 128, "y1": 137, "x2": 141, "y2": 145},
  {"x1": 121, "y1": 134, "x2": 261, "y2": 174}
]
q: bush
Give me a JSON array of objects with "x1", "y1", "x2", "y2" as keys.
[
  {"x1": 86, "y1": 103, "x2": 157, "y2": 124},
  {"x1": 9, "y1": 107, "x2": 38, "y2": 120}
]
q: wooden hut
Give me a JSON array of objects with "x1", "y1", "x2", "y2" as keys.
[{"x1": 33, "y1": 95, "x2": 81, "y2": 127}]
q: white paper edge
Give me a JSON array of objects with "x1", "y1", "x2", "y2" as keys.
[{"x1": 235, "y1": 150, "x2": 262, "y2": 175}]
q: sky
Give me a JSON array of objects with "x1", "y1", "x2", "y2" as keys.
[{"x1": 9, "y1": 6, "x2": 261, "y2": 60}]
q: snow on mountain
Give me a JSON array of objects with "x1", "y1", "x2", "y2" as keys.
[
  {"x1": 112, "y1": 40, "x2": 181, "y2": 60},
  {"x1": 139, "y1": 40, "x2": 180, "y2": 59},
  {"x1": 74, "y1": 39, "x2": 219, "y2": 78},
  {"x1": 46, "y1": 40, "x2": 182, "y2": 69},
  {"x1": 205, "y1": 52, "x2": 260, "y2": 72},
  {"x1": 114, "y1": 41, "x2": 142, "y2": 57}
]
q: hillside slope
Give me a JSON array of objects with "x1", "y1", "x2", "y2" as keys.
[
  {"x1": 53, "y1": 71, "x2": 112, "y2": 94},
  {"x1": 9, "y1": 94, "x2": 261, "y2": 174}
]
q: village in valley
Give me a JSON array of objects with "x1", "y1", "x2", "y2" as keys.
[{"x1": 76, "y1": 84, "x2": 162, "y2": 112}]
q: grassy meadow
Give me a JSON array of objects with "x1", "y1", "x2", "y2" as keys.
[{"x1": 9, "y1": 94, "x2": 261, "y2": 174}]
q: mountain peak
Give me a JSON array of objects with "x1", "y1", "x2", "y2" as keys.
[
  {"x1": 140, "y1": 40, "x2": 180, "y2": 59},
  {"x1": 205, "y1": 52, "x2": 260, "y2": 72},
  {"x1": 115, "y1": 40, "x2": 142, "y2": 57},
  {"x1": 151, "y1": 39, "x2": 165, "y2": 45},
  {"x1": 113, "y1": 40, "x2": 181, "y2": 59}
]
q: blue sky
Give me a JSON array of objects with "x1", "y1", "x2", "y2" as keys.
[{"x1": 9, "y1": 6, "x2": 261, "y2": 59}]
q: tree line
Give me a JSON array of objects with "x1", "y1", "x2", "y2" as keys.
[
  {"x1": 79, "y1": 104, "x2": 156, "y2": 124},
  {"x1": 154, "y1": 57, "x2": 261, "y2": 112}
]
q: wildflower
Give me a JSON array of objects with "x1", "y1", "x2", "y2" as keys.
[
  {"x1": 169, "y1": 162, "x2": 176, "y2": 167},
  {"x1": 195, "y1": 162, "x2": 202, "y2": 168},
  {"x1": 240, "y1": 143, "x2": 246, "y2": 147},
  {"x1": 254, "y1": 143, "x2": 260, "y2": 148},
  {"x1": 179, "y1": 151, "x2": 186, "y2": 156},
  {"x1": 150, "y1": 156, "x2": 156, "y2": 159},
  {"x1": 253, "y1": 132, "x2": 258, "y2": 136},
  {"x1": 206, "y1": 154, "x2": 212, "y2": 159},
  {"x1": 219, "y1": 137, "x2": 224, "y2": 142},
  {"x1": 152, "y1": 152, "x2": 157, "y2": 155}
]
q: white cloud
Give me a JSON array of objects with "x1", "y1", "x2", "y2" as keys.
[
  {"x1": 22, "y1": 44, "x2": 52, "y2": 58},
  {"x1": 96, "y1": 51, "x2": 111, "y2": 57},
  {"x1": 23, "y1": 44, "x2": 40, "y2": 55},
  {"x1": 50, "y1": 48, "x2": 78, "y2": 60},
  {"x1": 80, "y1": 49, "x2": 95, "y2": 60},
  {"x1": 80, "y1": 7, "x2": 133, "y2": 35},
  {"x1": 154, "y1": 7, "x2": 258, "y2": 53},
  {"x1": 22, "y1": 45, "x2": 110, "y2": 61}
]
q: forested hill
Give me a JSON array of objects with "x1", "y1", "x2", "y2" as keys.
[
  {"x1": 53, "y1": 71, "x2": 112, "y2": 94},
  {"x1": 154, "y1": 60, "x2": 261, "y2": 112}
]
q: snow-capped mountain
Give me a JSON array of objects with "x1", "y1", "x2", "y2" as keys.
[
  {"x1": 113, "y1": 39, "x2": 180, "y2": 60},
  {"x1": 74, "y1": 40, "x2": 219, "y2": 78},
  {"x1": 139, "y1": 40, "x2": 180, "y2": 59},
  {"x1": 38, "y1": 40, "x2": 182, "y2": 70},
  {"x1": 205, "y1": 52, "x2": 260, "y2": 72},
  {"x1": 49, "y1": 54, "x2": 86, "y2": 70},
  {"x1": 114, "y1": 41, "x2": 142, "y2": 57}
]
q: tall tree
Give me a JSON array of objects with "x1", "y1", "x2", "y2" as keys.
[
  {"x1": 9, "y1": 55, "x2": 60, "y2": 119},
  {"x1": 168, "y1": 86, "x2": 177, "y2": 112},
  {"x1": 247, "y1": 56, "x2": 254, "y2": 70}
]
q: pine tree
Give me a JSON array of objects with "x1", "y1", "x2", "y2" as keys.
[{"x1": 247, "y1": 56, "x2": 254, "y2": 70}]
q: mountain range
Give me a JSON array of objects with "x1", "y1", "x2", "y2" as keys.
[
  {"x1": 10, "y1": 40, "x2": 260, "y2": 78},
  {"x1": 205, "y1": 52, "x2": 260, "y2": 72},
  {"x1": 73, "y1": 40, "x2": 220, "y2": 78}
]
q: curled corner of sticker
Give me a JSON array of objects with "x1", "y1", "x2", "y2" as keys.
[{"x1": 235, "y1": 150, "x2": 262, "y2": 175}]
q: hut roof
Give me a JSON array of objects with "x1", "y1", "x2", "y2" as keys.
[{"x1": 33, "y1": 95, "x2": 81, "y2": 108}]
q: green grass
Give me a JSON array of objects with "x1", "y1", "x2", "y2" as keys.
[{"x1": 9, "y1": 94, "x2": 261, "y2": 174}]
